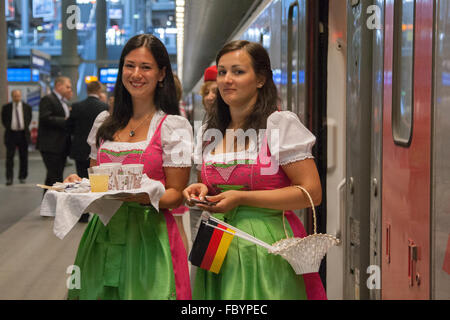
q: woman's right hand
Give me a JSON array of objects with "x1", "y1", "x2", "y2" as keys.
[
  {"x1": 64, "y1": 174, "x2": 82, "y2": 183},
  {"x1": 182, "y1": 183, "x2": 209, "y2": 206}
]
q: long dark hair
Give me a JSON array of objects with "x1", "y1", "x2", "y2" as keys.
[
  {"x1": 97, "y1": 34, "x2": 179, "y2": 146},
  {"x1": 205, "y1": 40, "x2": 278, "y2": 137}
]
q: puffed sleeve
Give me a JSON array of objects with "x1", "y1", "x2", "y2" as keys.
[
  {"x1": 266, "y1": 111, "x2": 316, "y2": 166},
  {"x1": 87, "y1": 111, "x2": 110, "y2": 160},
  {"x1": 161, "y1": 115, "x2": 194, "y2": 167}
]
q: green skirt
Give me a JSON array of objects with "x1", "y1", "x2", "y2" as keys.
[
  {"x1": 68, "y1": 202, "x2": 178, "y2": 300},
  {"x1": 193, "y1": 206, "x2": 307, "y2": 300}
]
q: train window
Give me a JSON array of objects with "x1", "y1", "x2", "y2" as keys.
[
  {"x1": 392, "y1": 0, "x2": 415, "y2": 146},
  {"x1": 287, "y1": 0, "x2": 307, "y2": 122}
]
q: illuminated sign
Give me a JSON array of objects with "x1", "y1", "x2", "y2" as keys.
[
  {"x1": 7, "y1": 68, "x2": 40, "y2": 82},
  {"x1": 31, "y1": 49, "x2": 51, "y2": 74},
  {"x1": 99, "y1": 68, "x2": 119, "y2": 84},
  {"x1": 85, "y1": 76, "x2": 99, "y2": 83},
  {"x1": 32, "y1": 0, "x2": 55, "y2": 19}
]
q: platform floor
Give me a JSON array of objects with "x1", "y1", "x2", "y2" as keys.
[
  {"x1": 0, "y1": 152, "x2": 197, "y2": 299},
  {"x1": 0, "y1": 153, "x2": 86, "y2": 299}
]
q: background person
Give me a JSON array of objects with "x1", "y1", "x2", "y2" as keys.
[
  {"x1": 66, "y1": 81, "x2": 108, "y2": 223},
  {"x1": 66, "y1": 81, "x2": 108, "y2": 179},
  {"x1": 99, "y1": 91, "x2": 107, "y2": 104},
  {"x1": 1, "y1": 90, "x2": 32, "y2": 185},
  {"x1": 199, "y1": 65, "x2": 218, "y2": 118},
  {"x1": 37, "y1": 76, "x2": 73, "y2": 189}
]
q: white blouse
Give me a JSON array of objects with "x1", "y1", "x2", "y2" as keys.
[
  {"x1": 87, "y1": 110, "x2": 193, "y2": 167},
  {"x1": 193, "y1": 111, "x2": 316, "y2": 171}
]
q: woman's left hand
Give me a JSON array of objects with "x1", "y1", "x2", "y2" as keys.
[{"x1": 195, "y1": 190, "x2": 243, "y2": 213}]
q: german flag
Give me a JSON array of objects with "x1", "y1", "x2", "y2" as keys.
[{"x1": 189, "y1": 217, "x2": 235, "y2": 274}]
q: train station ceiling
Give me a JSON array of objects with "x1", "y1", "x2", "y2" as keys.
[{"x1": 181, "y1": 0, "x2": 262, "y2": 93}]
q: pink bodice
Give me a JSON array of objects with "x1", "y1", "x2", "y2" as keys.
[
  {"x1": 97, "y1": 115, "x2": 168, "y2": 186},
  {"x1": 201, "y1": 137, "x2": 291, "y2": 194}
]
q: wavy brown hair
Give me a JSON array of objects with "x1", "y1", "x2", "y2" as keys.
[
  {"x1": 204, "y1": 40, "x2": 278, "y2": 139},
  {"x1": 96, "y1": 34, "x2": 179, "y2": 146}
]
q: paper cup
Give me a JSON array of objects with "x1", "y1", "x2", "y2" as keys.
[
  {"x1": 117, "y1": 175, "x2": 132, "y2": 190},
  {"x1": 121, "y1": 164, "x2": 144, "y2": 189},
  {"x1": 100, "y1": 162, "x2": 122, "y2": 171},
  {"x1": 99, "y1": 162, "x2": 122, "y2": 190}
]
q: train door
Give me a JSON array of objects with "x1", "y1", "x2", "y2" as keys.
[
  {"x1": 283, "y1": 0, "x2": 329, "y2": 286},
  {"x1": 281, "y1": 0, "x2": 309, "y2": 231},
  {"x1": 432, "y1": 0, "x2": 450, "y2": 300},
  {"x1": 368, "y1": 0, "x2": 385, "y2": 301},
  {"x1": 382, "y1": 0, "x2": 433, "y2": 299},
  {"x1": 345, "y1": 0, "x2": 374, "y2": 300},
  {"x1": 325, "y1": 0, "x2": 347, "y2": 300}
]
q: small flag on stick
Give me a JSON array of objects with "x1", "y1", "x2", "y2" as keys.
[{"x1": 189, "y1": 217, "x2": 235, "y2": 274}]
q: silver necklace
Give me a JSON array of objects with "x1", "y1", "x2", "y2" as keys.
[{"x1": 129, "y1": 113, "x2": 152, "y2": 137}]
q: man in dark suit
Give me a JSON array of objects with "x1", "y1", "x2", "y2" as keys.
[
  {"x1": 1, "y1": 90, "x2": 33, "y2": 185},
  {"x1": 66, "y1": 81, "x2": 108, "y2": 223},
  {"x1": 37, "y1": 76, "x2": 73, "y2": 188},
  {"x1": 67, "y1": 81, "x2": 108, "y2": 178}
]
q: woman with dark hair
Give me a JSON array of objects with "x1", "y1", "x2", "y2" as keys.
[
  {"x1": 184, "y1": 40, "x2": 327, "y2": 299},
  {"x1": 66, "y1": 34, "x2": 193, "y2": 300}
]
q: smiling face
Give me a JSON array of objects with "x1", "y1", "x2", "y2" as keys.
[
  {"x1": 122, "y1": 46, "x2": 166, "y2": 102},
  {"x1": 217, "y1": 49, "x2": 264, "y2": 110}
]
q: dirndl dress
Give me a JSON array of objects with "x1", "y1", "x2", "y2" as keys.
[
  {"x1": 68, "y1": 111, "x2": 193, "y2": 300},
  {"x1": 192, "y1": 111, "x2": 327, "y2": 300}
]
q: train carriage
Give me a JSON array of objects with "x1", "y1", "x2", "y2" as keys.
[{"x1": 182, "y1": 0, "x2": 450, "y2": 299}]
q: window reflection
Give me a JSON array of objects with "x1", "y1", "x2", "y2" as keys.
[
  {"x1": 6, "y1": 0, "x2": 177, "y2": 98},
  {"x1": 392, "y1": 0, "x2": 415, "y2": 146}
]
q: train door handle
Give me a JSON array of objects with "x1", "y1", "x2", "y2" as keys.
[
  {"x1": 386, "y1": 224, "x2": 391, "y2": 264},
  {"x1": 349, "y1": 177, "x2": 355, "y2": 194},
  {"x1": 408, "y1": 240, "x2": 419, "y2": 287},
  {"x1": 327, "y1": 119, "x2": 337, "y2": 172},
  {"x1": 372, "y1": 178, "x2": 378, "y2": 197},
  {"x1": 336, "y1": 178, "x2": 346, "y2": 242}
]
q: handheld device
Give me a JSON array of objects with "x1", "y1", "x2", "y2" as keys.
[{"x1": 190, "y1": 196, "x2": 217, "y2": 206}]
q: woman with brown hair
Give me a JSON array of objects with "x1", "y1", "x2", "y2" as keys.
[
  {"x1": 184, "y1": 40, "x2": 326, "y2": 300},
  {"x1": 67, "y1": 34, "x2": 192, "y2": 300}
]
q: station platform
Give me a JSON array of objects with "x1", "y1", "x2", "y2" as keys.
[
  {"x1": 0, "y1": 152, "x2": 195, "y2": 299},
  {"x1": 0, "y1": 152, "x2": 86, "y2": 299}
]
